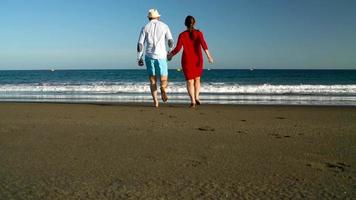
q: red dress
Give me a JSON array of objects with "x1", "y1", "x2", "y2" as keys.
[{"x1": 170, "y1": 30, "x2": 208, "y2": 80}]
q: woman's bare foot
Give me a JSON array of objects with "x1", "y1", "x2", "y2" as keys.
[
  {"x1": 189, "y1": 103, "x2": 196, "y2": 108},
  {"x1": 154, "y1": 101, "x2": 159, "y2": 108},
  {"x1": 160, "y1": 87, "x2": 168, "y2": 102},
  {"x1": 196, "y1": 99, "x2": 201, "y2": 105}
]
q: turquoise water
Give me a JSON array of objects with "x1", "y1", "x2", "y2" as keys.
[{"x1": 0, "y1": 69, "x2": 355, "y2": 105}]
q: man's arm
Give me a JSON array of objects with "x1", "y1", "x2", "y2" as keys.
[
  {"x1": 137, "y1": 27, "x2": 145, "y2": 65},
  {"x1": 166, "y1": 27, "x2": 174, "y2": 52}
]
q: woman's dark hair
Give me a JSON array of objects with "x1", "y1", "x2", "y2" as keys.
[{"x1": 185, "y1": 15, "x2": 196, "y2": 39}]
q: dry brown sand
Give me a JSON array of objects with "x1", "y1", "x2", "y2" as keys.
[{"x1": 0, "y1": 103, "x2": 355, "y2": 199}]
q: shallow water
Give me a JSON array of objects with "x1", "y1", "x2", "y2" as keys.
[{"x1": 0, "y1": 69, "x2": 355, "y2": 105}]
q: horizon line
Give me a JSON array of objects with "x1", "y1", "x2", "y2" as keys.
[{"x1": 0, "y1": 68, "x2": 356, "y2": 71}]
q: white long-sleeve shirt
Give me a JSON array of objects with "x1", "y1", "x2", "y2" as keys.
[{"x1": 137, "y1": 19, "x2": 173, "y2": 60}]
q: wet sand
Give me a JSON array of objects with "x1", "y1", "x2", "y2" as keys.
[{"x1": 0, "y1": 103, "x2": 355, "y2": 199}]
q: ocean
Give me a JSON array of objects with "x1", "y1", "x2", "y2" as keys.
[{"x1": 0, "y1": 69, "x2": 356, "y2": 105}]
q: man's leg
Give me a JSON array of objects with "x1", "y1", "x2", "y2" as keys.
[
  {"x1": 160, "y1": 76, "x2": 168, "y2": 102},
  {"x1": 145, "y1": 56, "x2": 159, "y2": 107},
  {"x1": 149, "y1": 76, "x2": 159, "y2": 107},
  {"x1": 157, "y1": 59, "x2": 169, "y2": 102}
]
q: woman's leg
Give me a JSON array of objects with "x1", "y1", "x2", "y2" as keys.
[
  {"x1": 186, "y1": 79, "x2": 196, "y2": 107},
  {"x1": 194, "y1": 76, "x2": 201, "y2": 105}
]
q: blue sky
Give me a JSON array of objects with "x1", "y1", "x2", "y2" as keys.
[{"x1": 0, "y1": 0, "x2": 355, "y2": 70}]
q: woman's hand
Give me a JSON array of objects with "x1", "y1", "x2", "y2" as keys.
[
  {"x1": 205, "y1": 50, "x2": 213, "y2": 64},
  {"x1": 207, "y1": 55, "x2": 214, "y2": 64}
]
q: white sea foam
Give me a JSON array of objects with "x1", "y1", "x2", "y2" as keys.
[
  {"x1": 1, "y1": 82, "x2": 356, "y2": 105},
  {"x1": 0, "y1": 83, "x2": 356, "y2": 95}
]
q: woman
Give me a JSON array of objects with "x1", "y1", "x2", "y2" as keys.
[{"x1": 168, "y1": 15, "x2": 213, "y2": 108}]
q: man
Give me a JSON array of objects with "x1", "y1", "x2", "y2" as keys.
[{"x1": 137, "y1": 9, "x2": 174, "y2": 108}]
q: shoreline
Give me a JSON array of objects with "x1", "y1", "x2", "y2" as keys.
[
  {"x1": 1, "y1": 101, "x2": 356, "y2": 107},
  {"x1": 1, "y1": 102, "x2": 355, "y2": 199}
]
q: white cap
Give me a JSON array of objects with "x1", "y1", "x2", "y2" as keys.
[{"x1": 148, "y1": 9, "x2": 161, "y2": 18}]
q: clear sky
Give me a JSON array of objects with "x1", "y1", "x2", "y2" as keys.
[{"x1": 0, "y1": 0, "x2": 355, "y2": 70}]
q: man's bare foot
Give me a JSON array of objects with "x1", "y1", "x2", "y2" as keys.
[{"x1": 160, "y1": 87, "x2": 168, "y2": 102}]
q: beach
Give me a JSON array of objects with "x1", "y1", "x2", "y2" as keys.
[{"x1": 0, "y1": 103, "x2": 355, "y2": 199}]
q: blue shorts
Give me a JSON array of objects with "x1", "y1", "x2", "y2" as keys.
[{"x1": 145, "y1": 56, "x2": 168, "y2": 77}]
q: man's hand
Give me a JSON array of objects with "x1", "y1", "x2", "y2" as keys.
[
  {"x1": 138, "y1": 58, "x2": 144, "y2": 66},
  {"x1": 167, "y1": 52, "x2": 173, "y2": 61}
]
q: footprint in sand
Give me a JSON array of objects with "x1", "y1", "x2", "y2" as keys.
[
  {"x1": 183, "y1": 159, "x2": 202, "y2": 168},
  {"x1": 236, "y1": 130, "x2": 248, "y2": 134},
  {"x1": 325, "y1": 162, "x2": 351, "y2": 173},
  {"x1": 240, "y1": 120, "x2": 247, "y2": 122},
  {"x1": 182, "y1": 156, "x2": 208, "y2": 168},
  {"x1": 271, "y1": 133, "x2": 282, "y2": 139},
  {"x1": 270, "y1": 133, "x2": 291, "y2": 139},
  {"x1": 306, "y1": 162, "x2": 351, "y2": 173},
  {"x1": 306, "y1": 162, "x2": 324, "y2": 171},
  {"x1": 197, "y1": 126, "x2": 215, "y2": 132},
  {"x1": 276, "y1": 117, "x2": 286, "y2": 120}
]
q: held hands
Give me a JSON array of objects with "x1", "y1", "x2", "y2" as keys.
[{"x1": 167, "y1": 52, "x2": 173, "y2": 61}]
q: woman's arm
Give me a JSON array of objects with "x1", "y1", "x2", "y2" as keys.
[
  {"x1": 204, "y1": 49, "x2": 214, "y2": 64},
  {"x1": 200, "y1": 32, "x2": 213, "y2": 63}
]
